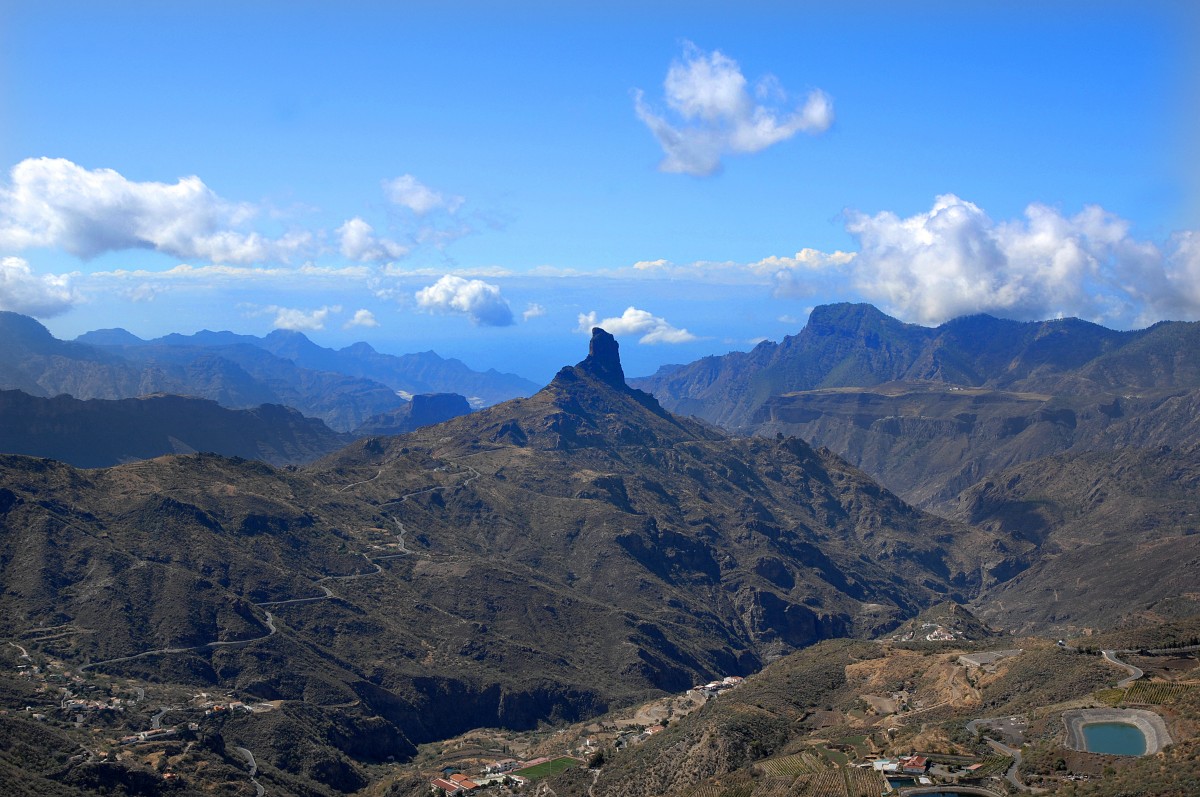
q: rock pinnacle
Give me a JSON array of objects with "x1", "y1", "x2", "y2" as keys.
[{"x1": 576, "y1": 327, "x2": 626, "y2": 388}]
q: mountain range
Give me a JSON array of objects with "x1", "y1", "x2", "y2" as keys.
[
  {"x1": 0, "y1": 312, "x2": 537, "y2": 432},
  {"x1": 634, "y1": 303, "x2": 1200, "y2": 511},
  {"x1": 2, "y1": 306, "x2": 1199, "y2": 795},
  {"x1": 0, "y1": 329, "x2": 1017, "y2": 794},
  {"x1": 634, "y1": 303, "x2": 1200, "y2": 632},
  {"x1": 77, "y1": 325, "x2": 540, "y2": 408}
]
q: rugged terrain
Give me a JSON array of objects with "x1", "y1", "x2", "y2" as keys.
[
  {"x1": 633, "y1": 303, "x2": 1200, "y2": 513},
  {"x1": 0, "y1": 329, "x2": 1009, "y2": 795},
  {"x1": 379, "y1": 609, "x2": 1199, "y2": 797},
  {"x1": 631, "y1": 304, "x2": 1200, "y2": 636}
]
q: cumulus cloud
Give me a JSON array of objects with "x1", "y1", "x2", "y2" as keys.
[
  {"x1": 383, "y1": 174, "x2": 463, "y2": 215},
  {"x1": 635, "y1": 43, "x2": 833, "y2": 176},
  {"x1": 1161, "y1": 231, "x2": 1200, "y2": 313},
  {"x1": 0, "y1": 157, "x2": 312, "y2": 264},
  {"x1": 614, "y1": 200, "x2": 1200, "y2": 326},
  {"x1": 344, "y1": 308, "x2": 379, "y2": 329},
  {"x1": 576, "y1": 306, "x2": 698, "y2": 344},
  {"x1": 522, "y1": 302, "x2": 546, "y2": 321},
  {"x1": 267, "y1": 304, "x2": 341, "y2": 331},
  {"x1": 751, "y1": 248, "x2": 857, "y2": 297},
  {"x1": 839, "y1": 194, "x2": 1200, "y2": 325},
  {"x1": 337, "y1": 217, "x2": 409, "y2": 262},
  {"x1": 414, "y1": 275, "x2": 514, "y2": 326},
  {"x1": 0, "y1": 256, "x2": 77, "y2": 317}
]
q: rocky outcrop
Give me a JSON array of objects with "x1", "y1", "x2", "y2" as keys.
[{"x1": 354, "y1": 393, "x2": 472, "y2": 436}]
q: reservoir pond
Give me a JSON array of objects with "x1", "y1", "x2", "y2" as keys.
[{"x1": 1082, "y1": 722, "x2": 1147, "y2": 755}]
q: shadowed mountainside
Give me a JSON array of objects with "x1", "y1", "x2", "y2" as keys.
[
  {"x1": 954, "y1": 440, "x2": 1200, "y2": 634},
  {"x1": 0, "y1": 389, "x2": 354, "y2": 467}
]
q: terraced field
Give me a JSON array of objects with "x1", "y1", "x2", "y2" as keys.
[
  {"x1": 755, "y1": 751, "x2": 829, "y2": 777},
  {"x1": 1123, "y1": 681, "x2": 1197, "y2": 705}
]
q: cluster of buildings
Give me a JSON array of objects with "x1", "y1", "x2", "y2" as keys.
[
  {"x1": 612, "y1": 723, "x2": 667, "y2": 750},
  {"x1": 120, "y1": 727, "x2": 181, "y2": 745},
  {"x1": 429, "y1": 755, "x2": 590, "y2": 794},
  {"x1": 429, "y1": 767, "x2": 531, "y2": 794},
  {"x1": 63, "y1": 696, "x2": 127, "y2": 712},
  {"x1": 892, "y1": 622, "x2": 964, "y2": 643},
  {"x1": 430, "y1": 773, "x2": 482, "y2": 793},
  {"x1": 871, "y1": 754, "x2": 930, "y2": 775},
  {"x1": 202, "y1": 700, "x2": 253, "y2": 717},
  {"x1": 691, "y1": 675, "x2": 744, "y2": 698}
]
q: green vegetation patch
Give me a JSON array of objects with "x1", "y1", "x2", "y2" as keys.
[
  {"x1": 515, "y1": 756, "x2": 579, "y2": 780},
  {"x1": 814, "y1": 743, "x2": 849, "y2": 766},
  {"x1": 837, "y1": 735, "x2": 869, "y2": 757}
]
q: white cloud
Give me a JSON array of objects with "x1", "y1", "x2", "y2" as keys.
[
  {"x1": 344, "y1": 308, "x2": 379, "y2": 329},
  {"x1": 522, "y1": 302, "x2": 546, "y2": 321},
  {"x1": 414, "y1": 275, "x2": 514, "y2": 326},
  {"x1": 266, "y1": 304, "x2": 341, "y2": 331},
  {"x1": 1161, "y1": 231, "x2": 1200, "y2": 313},
  {"x1": 635, "y1": 43, "x2": 833, "y2": 176},
  {"x1": 751, "y1": 248, "x2": 857, "y2": 297},
  {"x1": 125, "y1": 283, "x2": 161, "y2": 303},
  {"x1": 576, "y1": 306, "x2": 698, "y2": 344},
  {"x1": 383, "y1": 174, "x2": 463, "y2": 215},
  {"x1": 85, "y1": 263, "x2": 373, "y2": 294},
  {"x1": 841, "y1": 194, "x2": 1200, "y2": 325},
  {"x1": 0, "y1": 158, "x2": 311, "y2": 264},
  {"x1": 337, "y1": 217, "x2": 409, "y2": 263},
  {"x1": 0, "y1": 256, "x2": 77, "y2": 317}
]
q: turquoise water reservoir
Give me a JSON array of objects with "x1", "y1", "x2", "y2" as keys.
[{"x1": 1082, "y1": 722, "x2": 1147, "y2": 755}]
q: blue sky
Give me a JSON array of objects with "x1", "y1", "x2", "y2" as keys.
[{"x1": 1, "y1": 1, "x2": 1196, "y2": 383}]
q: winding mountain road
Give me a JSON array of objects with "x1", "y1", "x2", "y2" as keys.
[
  {"x1": 150, "y1": 706, "x2": 174, "y2": 730},
  {"x1": 1102, "y1": 649, "x2": 1144, "y2": 688},
  {"x1": 234, "y1": 746, "x2": 265, "y2": 797},
  {"x1": 81, "y1": 612, "x2": 276, "y2": 672}
]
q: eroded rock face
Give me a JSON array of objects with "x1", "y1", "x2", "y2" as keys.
[{"x1": 577, "y1": 327, "x2": 626, "y2": 389}]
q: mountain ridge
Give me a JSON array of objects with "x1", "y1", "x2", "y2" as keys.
[
  {"x1": 0, "y1": 389, "x2": 354, "y2": 467},
  {"x1": 77, "y1": 322, "x2": 539, "y2": 407}
]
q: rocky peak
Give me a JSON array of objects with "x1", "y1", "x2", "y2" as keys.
[{"x1": 575, "y1": 327, "x2": 626, "y2": 389}]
